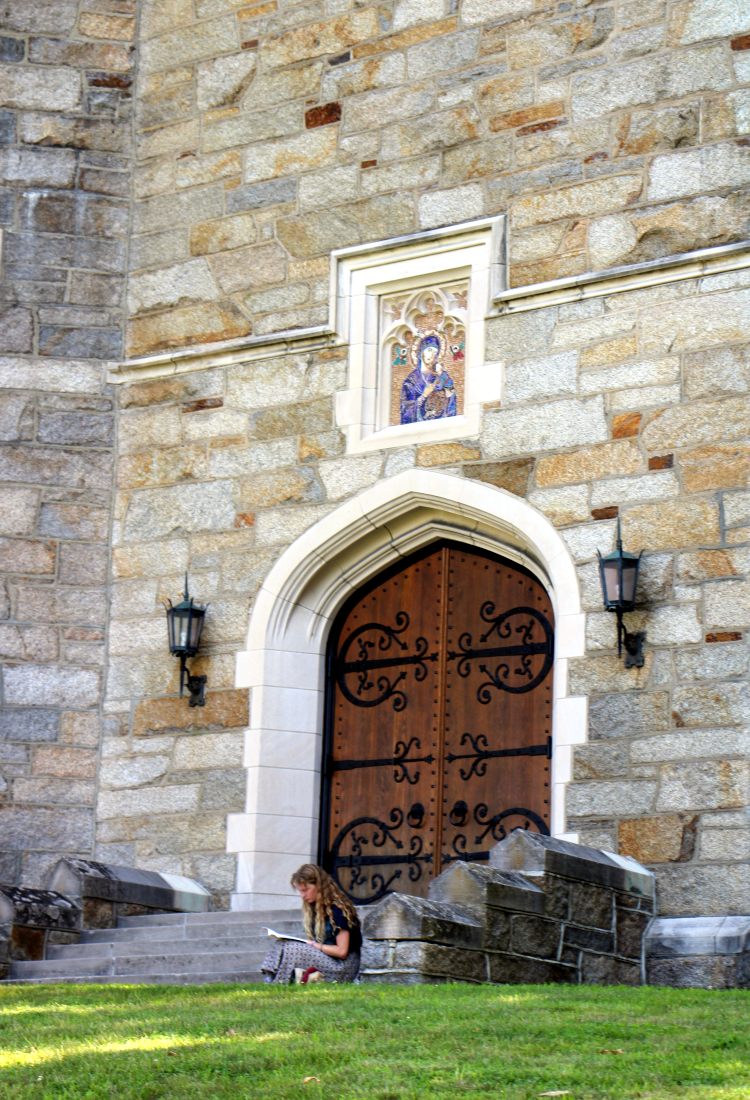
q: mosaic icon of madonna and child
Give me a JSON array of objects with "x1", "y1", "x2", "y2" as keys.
[{"x1": 399, "y1": 330, "x2": 457, "y2": 424}]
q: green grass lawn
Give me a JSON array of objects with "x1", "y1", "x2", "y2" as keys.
[{"x1": 1, "y1": 982, "x2": 750, "y2": 1100}]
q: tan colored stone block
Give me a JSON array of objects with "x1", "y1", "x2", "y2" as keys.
[
  {"x1": 621, "y1": 500, "x2": 720, "y2": 551},
  {"x1": 615, "y1": 104, "x2": 699, "y2": 156},
  {"x1": 119, "y1": 406, "x2": 181, "y2": 455},
  {"x1": 126, "y1": 300, "x2": 251, "y2": 358},
  {"x1": 476, "y1": 72, "x2": 535, "y2": 117},
  {"x1": 352, "y1": 18, "x2": 458, "y2": 59},
  {"x1": 514, "y1": 121, "x2": 609, "y2": 169},
  {"x1": 32, "y1": 746, "x2": 97, "y2": 779},
  {"x1": 112, "y1": 540, "x2": 188, "y2": 579},
  {"x1": 491, "y1": 102, "x2": 564, "y2": 131},
  {"x1": 189, "y1": 212, "x2": 257, "y2": 256},
  {"x1": 580, "y1": 335, "x2": 638, "y2": 368},
  {"x1": 276, "y1": 194, "x2": 414, "y2": 258},
  {"x1": 79, "y1": 11, "x2": 135, "y2": 39},
  {"x1": 727, "y1": 526, "x2": 750, "y2": 545},
  {"x1": 641, "y1": 289, "x2": 750, "y2": 356},
  {"x1": 618, "y1": 815, "x2": 685, "y2": 862},
  {"x1": 463, "y1": 458, "x2": 534, "y2": 496},
  {"x1": 0, "y1": 624, "x2": 58, "y2": 662},
  {"x1": 442, "y1": 133, "x2": 512, "y2": 185},
  {"x1": 61, "y1": 711, "x2": 100, "y2": 747},
  {"x1": 132, "y1": 689, "x2": 249, "y2": 737},
  {"x1": 677, "y1": 548, "x2": 750, "y2": 582},
  {"x1": 509, "y1": 253, "x2": 585, "y2": 288},
  {"x1": 536, "y1": 440, "x2": 645, "y2": 487},
  {"x1": 141, "y1": 17, "x2": 239, "y2": 74},
  {"x1": 612, "y1": 412, "x2": 641, "y2": 438},
  {"x1": 260, "y1": 9, "x2": 379, "y2": 68},
  {"x1": 121, "y1": 369, "x2": 224, "y2": 410},
  {"x1": 244, "y1": 127, "x2": 338, "y2": 185},
  {"x1": 510, "y1": 175, "x2": 643, "y2": 230},
  {"x1": 416, "y1": 442, "x2": 481, "y2": 466},
  {"x1": 568, "y1": 652, "x2": 652, "y2": 693},
  {"x1": 528, "y1": 485, "x2": 589, "y2": 526},
  {"x1": 380, "y1": 108, "x2": 480, "y2": 161},
  {"x1": 241, "y1": 60, "x2": 323, "y2": 109},
  {"x1": 138, "y1": 119, "x2": 200, "y2": 161},
  {"x1": 175, "y1": 150, "x2": 241, "y2": 189},
  {"x1": 208, "y1": 241, "x2": 286, "y2": 294},
  {"x1": 240, "y1": 466, "x2": 322, "y2": 509},
  {"x1": 643, "y1": 397, "x2": 750, "y2": 450},
  {"x1": 299, "y1": 430, "x2": 346, "y2": 462},
  {"x1": 679, "y1": 443, "x2": 750, "y2": 493},
  {"x1": 117, "y1": 446, "x2": 208, "y2": 490}
]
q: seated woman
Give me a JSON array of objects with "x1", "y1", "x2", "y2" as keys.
[{"x1": 261, "y1": 864, "x2": 362, "y2": 984}]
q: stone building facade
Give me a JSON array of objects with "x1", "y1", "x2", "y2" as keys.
[{"x1": 1, "y1": 0, "x2": 750, "y2": 919}]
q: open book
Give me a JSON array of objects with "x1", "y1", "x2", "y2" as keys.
[{"x1": 264, "y1": 927, "x2": 308, "y2": 944}]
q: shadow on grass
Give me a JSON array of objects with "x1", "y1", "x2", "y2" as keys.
[{"x1": 1, "y1": 982, "x2": 750, "y2": 1100}]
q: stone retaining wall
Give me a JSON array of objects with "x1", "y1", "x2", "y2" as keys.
[{"x1": 0, "y1": 1, "x2": 133, "y2": 887}]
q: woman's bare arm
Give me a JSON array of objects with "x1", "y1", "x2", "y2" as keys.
[{"x1": 306, "y1": 928, "x2": 350, "y2": 959}]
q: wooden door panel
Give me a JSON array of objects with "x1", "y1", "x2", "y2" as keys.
[
  {"x1": 326, "y1": 549, "x2": 443, "y2": 902},
  {"x1": 441, "y1": 549, "x2": 554, "y2": 871},
  {"x1": 323, "y1": 542, "x2": 554, "y2": 903}
]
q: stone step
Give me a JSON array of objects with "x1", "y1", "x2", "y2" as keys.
[
  {"x1": 81, "y1": 918, "x2": 303, "y2": 944},
  {"x1": 115, "y1": 908, "x2": 298, "y2": 928},
  {"x1": 7, "y1": 970, "x2": 264, "y2": 987},
  {"x1": 12, "y1": 948, "x2": 268, "y2": 980},
  {"x1": 49, "y1": 934, "x2": 281, "y2": 959}
]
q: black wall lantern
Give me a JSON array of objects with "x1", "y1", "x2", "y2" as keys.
[
  {"x1": 164, "y1": 574, "x2": 208, "y2": 707},
  {"x1": 597, "y1": 518, "x2": 645, "y2": 668}
]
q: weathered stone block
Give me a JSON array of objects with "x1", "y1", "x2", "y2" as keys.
[
  {"x1": 672, "y1": 682, "x2": 750, "y2": 727},
  {"x1": 132, "y1": 690, "x2": 249, "y2": 737},
  {"x1": 3, "y1": 666, "x2": 100, "y2": 709},
  {"x1": 481, "y1": 397, "x2": 607, "y2": 460},
  {"x1": 392, "y1": 940, "x2": 487, "y2": 982},
  {"x1": 363, "y1": 893, "x2": 484, "y2": 949},
  {"x1": 510, "y1": 914, "x2": 560, "y2": 958},
  {"x1": 488, "y1": 952, "x2": 577, "y2": 985},
  {"x1": 569, "y1": 882, "x2": 613, "y2": 929},
  {"x1": 122, "y1": 479, "x2": 235, "y2": 540},
  {"x1": 656, "y1": 760, "x2": 750, "y2": 812},
  {"x1": 581, "y1": 954, "x2": 642, "y2": 986}
]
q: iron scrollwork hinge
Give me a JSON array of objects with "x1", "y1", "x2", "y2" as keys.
[
  {"x1": 329, "y1": 808, "x2": 432, "y2": 904},
  {"x1": 446, "y1": 732, "x2": 552, "y2": 780},
  {"x1": 334, "y1": 611, "x2": 438, "y2": 711},
  {"x1": 443, "y1": 804, "x2": 550, "y2": 865},
  {"x1": 331, "y1": 736, "x2": 435, "y2": 785},
  {"x1": 448, "y1": 604, "x2": 554, "y2": 701}
]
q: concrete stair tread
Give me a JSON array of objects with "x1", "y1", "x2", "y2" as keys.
[
  {"x1": 116, "y1": 909, "x2": 298, "y2": 928},
  {"x1": 49, "y1": 934, "x2": 286, "y2": 959},
  {"x1": 12, "y1": 949, "x2": 268, "y2": 977}
]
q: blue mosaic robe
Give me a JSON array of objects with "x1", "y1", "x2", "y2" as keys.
[{"x1": 400, "y1": 367, "x2": 457, "y2": 424}]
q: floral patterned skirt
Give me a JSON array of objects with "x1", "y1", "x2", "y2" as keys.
[{"x1": 261, "y1": 939, "x2": 360, "y2": 984}]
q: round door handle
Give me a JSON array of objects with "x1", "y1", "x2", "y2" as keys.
[
  {"x1": 407, "y1": 802, "x2": 425, "y2": 828},
  {"x1": 449, "y1": 800, "x2": 468, "y2": 827}
]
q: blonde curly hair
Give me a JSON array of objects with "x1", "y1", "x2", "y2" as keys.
[{"x1": 290, "y1": 864, "x2": 359, "y2": 944}]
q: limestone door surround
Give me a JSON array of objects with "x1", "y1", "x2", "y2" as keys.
[{"x1": 228, "y1": 469, "x2": 587, "y2": 911}]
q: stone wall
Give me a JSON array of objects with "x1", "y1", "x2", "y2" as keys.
[
  {"x1": 129, "y1": 0, "x2": 750, "y2": 357},
  {"x1": 0, "y1": 1, "x2": 132, "y2": 885}
]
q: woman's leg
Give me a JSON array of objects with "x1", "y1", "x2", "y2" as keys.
[{"x1": 267, "y1": 941, "x2": 360, "y2": 984}]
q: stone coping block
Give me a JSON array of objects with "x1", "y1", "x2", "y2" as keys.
[
  {"x1": 647, "y1": 916, "x2": 750, "y2": 958},
  {"x1": 362, "y1": 893, "x2": 484, "y2": 949},
  {"x1": 48, "y1": 859, "x2": 211, "y2": 914},
  {"x1": 490, "y1": 832, "x2": 654, "y2": 899},
  {"x1": 0, "y1": 885, "x2": 81, "y2": 932},
  {"x1": 428, "y1": 861, "x2": 546, "y2": 913}
]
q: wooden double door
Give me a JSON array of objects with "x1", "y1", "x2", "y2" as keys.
[{"x1": 320, "y1": 542, "x2": 555, "y2": 904}]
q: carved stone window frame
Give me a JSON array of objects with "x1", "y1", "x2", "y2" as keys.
[{"x1": 331, "y1": 216, "x2": 505, "y2": 454}]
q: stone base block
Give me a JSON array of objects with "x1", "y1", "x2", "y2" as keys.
[
  {"x1": 48, "y1": 859, "x2": 211, "y2": 925},
  {"x1": 646, "y1": 916, "x2": 750, "y2": 989}
]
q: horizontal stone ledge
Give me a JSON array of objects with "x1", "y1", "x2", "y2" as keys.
[
  {"x1": 494, "y1": 240, "x2": 750, "y2": 315},
  {"x1": 48, "y1": 859, "x2": 211, "y2": 914},
  {"x1": 490, "y1": 831, "x2": 654, "y2": 900},
  {"x1": 362, "y1": 892, "x2": 484, "y2": 947},
  {"x1": 428, "y1": 861, "x2": 546, "y2": 914},
  {"x1": 647, "y1": 915, "x2": 750, "y2": 958}
]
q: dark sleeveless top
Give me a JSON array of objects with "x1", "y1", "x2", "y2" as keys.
[{"x1": 322, "y1": 904, "x2": 362, "y2": 954}]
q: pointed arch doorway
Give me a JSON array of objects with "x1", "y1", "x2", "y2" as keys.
[{"x1": 320, "y1": 540, "x2": 555, "y2": 905}]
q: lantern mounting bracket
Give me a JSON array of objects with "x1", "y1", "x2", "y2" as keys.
[
  {"x1": 180, "y1": 654, "x2": 207, "y2": 707},
  {"x1": 614, "y1": 608, "x2": 645, "y2": 669}
]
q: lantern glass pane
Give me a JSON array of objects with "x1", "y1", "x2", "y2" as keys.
[
  {"x1": 621, "y1": 560, "x2": 638, "y2": 606},
  {"x1": 189, "y1": 609, "x2": 204, "y2": 650},
  {"x1": 166, "y1": 612, "x2": 176, "y2": 650},
  {"x1": 175, "y1": 607, "x2": 191, "y2": 650},
  {"x1": 601, "y1": 558, "x2": 621, "y2": 604}
]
